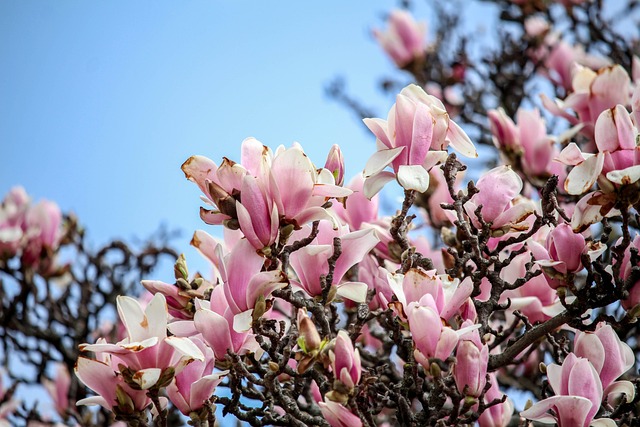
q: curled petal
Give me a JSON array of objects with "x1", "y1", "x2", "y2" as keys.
[
  {"x1": 363, "y1": 147, "x2": 405, "y2": 178},
  {"x1": 363, "y1": 171, "x2": 396, "y2": 200},
  {"x1": 565, "y1": 153, "x2": 605, "y2": 195}
]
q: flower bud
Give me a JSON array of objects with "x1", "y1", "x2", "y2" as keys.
[{"x1": 324, "y1": 145, "x2": 345, "y2": 186}]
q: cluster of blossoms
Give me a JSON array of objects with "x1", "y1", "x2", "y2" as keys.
[
  {"x1": 0, "y1": 187, "x2": 63, "y2": 274},
  {"x1": 74, "y1": 59, "x2": 640, "y2": 424},
  {"x1": 3, "y1": 1, "x2": 639, "y2": 426}
]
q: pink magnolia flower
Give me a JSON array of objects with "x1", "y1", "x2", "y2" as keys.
[
  {"x1": 386, "y1": 267, "x2": 473, "y2": 322},
  {"x1": 332, "y1": 175, "x2": 379, "y2": 232},
  {"x1": 0, "y1": 186, "x2": 30, "y2": 258},
  {"x1": 267, "y1": 143, "x2": 352, "y2": 228},
  {"x1": 219, "y1": 238, "x2": 286, "y2": 326},
  {"x1": 407, "y1": 297, "x2": 465, "y2": 364},
  {"x1": 362, "y1": 84, "x2": 476, "y2": 199},
  {"x1": 166, "y1": 337, "x2": 227, "y2": 416},
  {"x1": 75, "y1": 352, "x2": 151, "y2": 412},
  {"x1": 374, "y1": 9, "x2": 427, "y2": 68},
  {"x1": 169, "y1": 289, "x2": 260, "y2": 363},
  {"x1": 538, "y1": 223, "x2": 586, "y2": 275},
  {"x1": 324, "y1": 144, "x2": 345, "y2": 186},
  {"x1": 477, "y1": 373, "x2": 514, "y2": 427},
  {"x1": 574, "y1": 323, "x2": 635, "y2": 398},
  {"x1": 537, "y1": 32, "x2": 610, "y2": 92},
  {"x1": 500, "y1": 240, "x2": 560, "y2": 323},
  {"x1": 79, "y1": 293, "x2": 204, "y2": 390},
  {"x1": 542, "y1": 64, "x2": 630, "y2": 138},
  {"x1": 462, "y1": 166, "x2": 535, "y2": 236},
  {"x1": 560, "y1": 105, "x2": 640, "y2": 197},
  {"x1": 488, "y1": 107, "x2": 563, "y2": 182},
  {"x1": 289, "y1": 222, "x2": 379, "y2": 303},
  {"x1": 454, "y1": 328, "x2": 489, "y2": 397},
  {"x1": 357, "y1": 255, "x2": 394, "y2": 310},
  {"x1": 182, "y1": 139, "x2": 351, "y2": 249},
  {"x1": 318, "y1": 398, "x2": 362, "y2": 427},
  {"x1": 521, "y1": 353, "x2": 610, "y2": 427},
  {"x1": 330, "y1": 330, "x2": 361, "y2": 391}
]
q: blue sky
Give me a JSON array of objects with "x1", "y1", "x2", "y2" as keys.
[{"x1": 0, "y1": 1, "x2": 412, "y2": 269}]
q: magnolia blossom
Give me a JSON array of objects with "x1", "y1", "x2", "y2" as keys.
[
  {"x1": 75, "y1": 347, "x2": 151, "y2": 411},
  {"x1": 166, "y1": 337, "x2": 227, "y2": 416},
  {"x1": 500, "y1": 240, "x2": 561, "y2": 323},
  {"x1": 79, "y1": 294, "x2": 204, "y2": 391},
  {"x1": 289, "y1": 222, "x2": 378, "y2": 303},
  {"x1": 560, "y1": 105, "x2": 640, "y2": 197},
  {"x1": 329, "y1": 330, "x2": 361, "y2": 393},
  {"x1": 454, "y1": 327, "x2": 489, "y2": 397},
  {"x1": 182, "y1": 139, "x2": 351, "y2": 250},
  {"x1": 386, "y1": 266, "x2": 473, "y2": 322},
  {"x1": 169, "y1": 287, "x2": 261, "y2": 362},
  {"x1": 374, "y1": 9, "x2": 427, "y2": 68},
  {"x1": 574, "y1": 323, "x2": 635, "y2": 401},
  {"x1": 318, "y1": 398, "x2": 363, "y2": 427},
  {"x1": 488, "y1": 107, "x2": 564, "y2": 183},
  {"x1": 461, "y1": 166, "x2": 535, "y2": 236},
  {"x1": 407, "y1": 297, "x2": 466, "y2": 364},
  {"x1": 362, "y1": 84, "x2": 476, "y2": 199},
  {"x1": 0, "y1": 187, "x2": 63, "y2": 272},
  {"x1": 521, "y1": 353, "x2": 613, "y2": 427},
  {"x1": 542, "y1": 64, "x2": 630, "y2": 138}
]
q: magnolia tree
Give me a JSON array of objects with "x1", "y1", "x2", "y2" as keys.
[{"x1": 3, "y1": 0, "x2": 640, "y2": 426}]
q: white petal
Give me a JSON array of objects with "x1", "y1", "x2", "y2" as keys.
[
  {"x1": 335, "y1": 282, "x2": 369, "y2": 303},
  {"x1": 606, "y1": 165, "x2": 640, "y2": 185},
  {"x1": 165, "y1": 336, "x2": 205, "y2": 361},
  {"x1": 233, "y1": 309, "x2": 254, "y2": 333},
  {"x1": 363, "y1": 147, "x2": 405, "y2": 178},
  {"x1": 447, "y1": 120, "x2": 477, "y2": 158},
  {"x1": 132, "y1": 368, "x2": 162, "y2": 390},
  {"x1": 397, "y1": 165, "x2": 430, "y2": 192},
  {"x1": 565, "y1": 153, "x2": 604, "y2": 195},
  {"x1": 363, "y1": 171, "x2": 396, "y2": 199}
]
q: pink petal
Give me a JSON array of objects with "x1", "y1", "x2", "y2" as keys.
[{"x1": 363, "y1": 117, "x2": 393, "y2": 149}]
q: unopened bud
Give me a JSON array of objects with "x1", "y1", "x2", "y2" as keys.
[
  {"x1": 115, "y1": 384, "x2": 135, "y2": 414},
  {"x1": 252, "y1": 295, "x2": 267, "y2": 322},
  {"x1": 176, "y1": 278, "x2": 191, "y2": 291},
  {"x1": 268, "y1": 361, "x2": 280, "y2": 372},
  {"x1": 191, "y1": 277, "x2": 205, "y2": 289},
  {"x1": 430, "y1": 362, "x2": 441, "y2": 378},
  {"x1": 156, "y1": 367, "x2": 176, "y2": 389},
  {"x1": 298, "y1": 314, "x2": 321, "y2": 353},
  {"x1": 324, "y1": 144, "x2": 345, "y2": 186},
  {"x1": 174, "y1": 254, "x2": 189, "y2": 281},
  {"x1": 539, "y1": 362, "x2": 547, "y2": 374}
]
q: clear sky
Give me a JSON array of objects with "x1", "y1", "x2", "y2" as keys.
[{"x1": 0, "y1": 1, "x2": 437, "y2": 276}]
